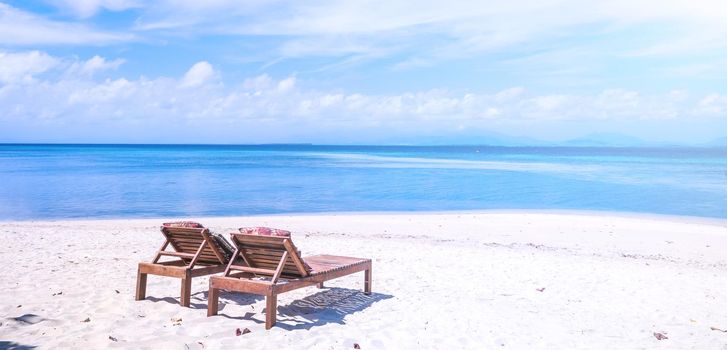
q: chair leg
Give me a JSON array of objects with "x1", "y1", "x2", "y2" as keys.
[
  {"x1": 180, "y1": 271, "x2": 192, "y2": 307},
  {"x1": 364, "y1": 268, "x2": 372, "y2": 295},
  {"x1": 265, "y1": 294, "x2": 277, "y2": 329},
  {"x1": 207, "y1": 287, "x2": 219, "y2": 316},
  {"x1": 135, "y1": 269, "x2": 147, "y2": 301},
  {"x1": 317, "y1": 282, "x2": 324, "y2": 289}
]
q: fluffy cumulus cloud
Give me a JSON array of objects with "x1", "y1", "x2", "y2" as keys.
[
  {"x1": 180, "y1": 61, "x2": 218, "y2": 88},
  {"x1": 0, "y1": 51, "x2": 59, "y2": 84},
  {"x1": 0, "y1": 51, "x2": 126, "y2": 84},
  {"x1": 1, "y1": 51, "x2": 725, "y2": 141},
  {"x1": 66, "y1": 55, "x2": 125, "y2": 76}
]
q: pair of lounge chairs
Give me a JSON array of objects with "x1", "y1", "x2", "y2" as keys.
[{"x1": 135, "y1": 222, "x2": 372, "y2": 329}]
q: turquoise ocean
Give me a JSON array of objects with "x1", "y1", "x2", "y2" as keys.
[{"x1": 1, "y1": 144, "x2": 726, "y2": 220}]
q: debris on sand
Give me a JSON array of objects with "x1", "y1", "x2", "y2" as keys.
[{"x1": 653, "y1": 332, "x2": 668, "y2": 340}]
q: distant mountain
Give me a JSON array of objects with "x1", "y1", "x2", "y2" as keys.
[
  {"x1": 707, "y1": 137, "x2": 727, "y2": 146},
  {"x1": 561, "y1": 133, "x2": 648, "y2": 147},
  {"x1": 374, "y1": 131, "x2": 714, "y2": 148},
  {"x1": 381, "y1": 131, "x2": 549, "y2": 146}
]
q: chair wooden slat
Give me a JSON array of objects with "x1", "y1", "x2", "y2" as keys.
[
  {"x1": 208, "y1": 232, "x2": 372, "y2": 329},
  {"x1": 136, "y1": 224, "x2": 229, "y2": 308}
]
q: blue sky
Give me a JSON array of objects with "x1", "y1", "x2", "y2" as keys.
[{"x1": 0, "y1": 0, "x2": 726, "y2": 144}]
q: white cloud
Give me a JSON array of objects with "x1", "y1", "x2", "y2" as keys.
[
  {"x1": 48, "y1": 0, "x2": 141, "y2": 18},
  {"x1": 180, "y1": 61, "x2": 217, "y2": 88},
  {"x1": 695, "y1": 93, "x2": 727, "y2": 116},
  {"x1": 0, "y1": 50, "x2": 127, "y2": 84},
  {"x1": 6, "y1": 0, "x2": 726, "y2": 82},
  {"x1": 132, "y1": 0, "x2": 272, "y2": 31},
  {"x1": 129, "y1": 0, "x2": 727, "y2": 67},
  {"x1": 0, "y1": 3, "x2": 132, "y2": 45},
  {"x1": 276, "y1": 77, "x2": 296, "y2": 92},
  {"x1": 4, "y1": 74, "x2": 719, "y2": 123},
  {"x1": 66, "y1": 55, "x2": 125, "y2": 76},
  {"x1": 243, "y1": 74, "x2": 273, "y2": 91},
  {"x1": 0, "y1": 51, "x2": 59, "y2": 84},
  {"x1": 0, "y1": 50, "x2": 725, "y2": 143},
  {"x1": 531, "y1": 95, "x2": 570, "y2": 112}
]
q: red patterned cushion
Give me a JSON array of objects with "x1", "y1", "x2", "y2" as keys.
[
  {"x1": 239, "y1": 227, "x2": 291, "y2": 237},
  {"x1": 162, "y1": 221, "x2": 204, "y2": 228}
]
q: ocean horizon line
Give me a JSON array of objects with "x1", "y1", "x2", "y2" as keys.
[
  {"x1": 3, "y1": 208, "x2": 727, "y2": 226},
  {"x1": 1, "y1": 142, "x2": 726, "y2": 150}
]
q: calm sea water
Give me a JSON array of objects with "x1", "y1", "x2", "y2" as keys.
[{"x1": 0, "y1": 144, "x2": 726, "y2": 220}]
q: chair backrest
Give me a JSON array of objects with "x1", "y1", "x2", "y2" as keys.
[
  {"x1": 161, "y1": 226, "x2": 227, "y2": 265},
  {"x1": 229, "y1": 233, "x2": 310, "y2": 278}
]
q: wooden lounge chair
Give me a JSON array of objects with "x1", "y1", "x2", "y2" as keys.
[
  {"x1": 207, "y1": 231, "x2": 372, "y2": 329},
  {"x1": 136, "y1": 222, "x2": 234, "y2": 307}
]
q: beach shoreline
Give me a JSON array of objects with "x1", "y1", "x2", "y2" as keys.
[
  {"x1": 2, "y1": 211, "x2": 727, "y2": 349},
  {"x1": 4, "y1": 208, "x2": 727, "y2": 226}
]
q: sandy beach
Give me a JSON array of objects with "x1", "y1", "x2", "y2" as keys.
[{"x1": 2, "y1": 211, "x2": 727, "y2": 349}]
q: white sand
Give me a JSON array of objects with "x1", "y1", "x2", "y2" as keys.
[{"x1": 2, "y1": 211, "x2": 727, "y2": 349}]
